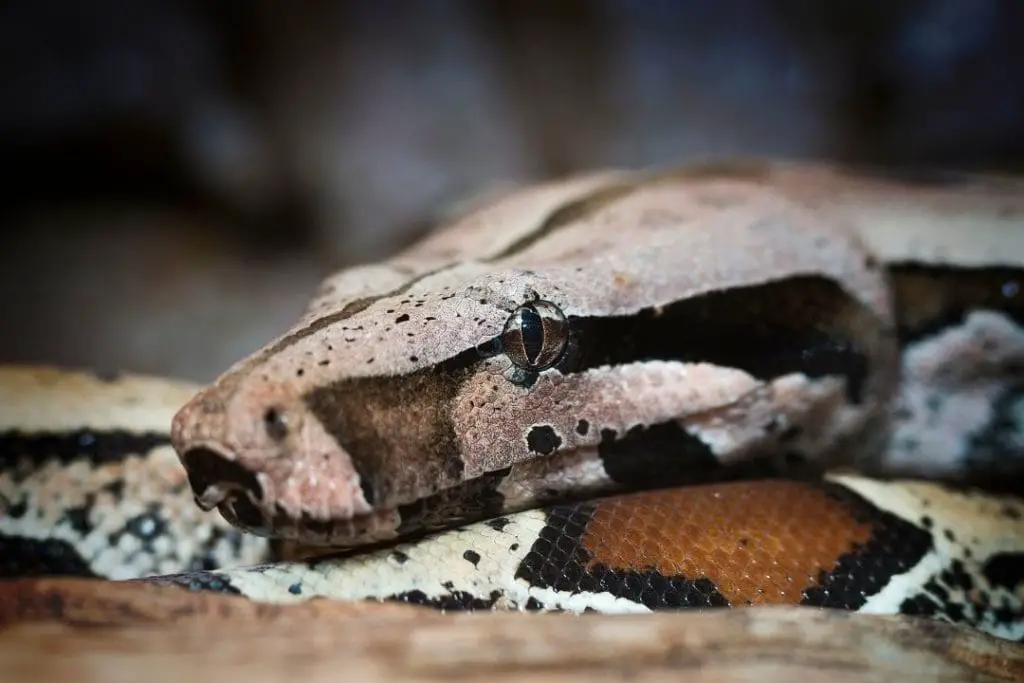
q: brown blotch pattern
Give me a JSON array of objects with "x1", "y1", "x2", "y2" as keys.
[
  {"x1": 578, "y1": 480, "x2": 875, "y2": 606},
  {"x1": 302, "y1": 348, "x2": 480, "y2": 508}
]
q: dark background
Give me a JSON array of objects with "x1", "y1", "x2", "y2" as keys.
[{"x1": 2, "y1": 0, "x2": 1022, "y2": 381}]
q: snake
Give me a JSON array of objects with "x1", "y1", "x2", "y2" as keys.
[{"x1": 2, "y1": 159, "x2": 1023, "y2": 649}]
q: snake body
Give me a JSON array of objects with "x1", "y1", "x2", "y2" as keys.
[
  {"x1": 149, "y1": 473, "x2": 1024, "y2": 643},
  {"x1": 2, "y1": 160, "x2": 1024, "y2": 651}
]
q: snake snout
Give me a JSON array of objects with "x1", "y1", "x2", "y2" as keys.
[{"x1": 181, "y1": 446, "x2": 264, "y2": 512}]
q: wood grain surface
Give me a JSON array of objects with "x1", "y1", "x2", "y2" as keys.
[{"x1": 0, "y1": 579, "x2": 1021, "y2": 683}]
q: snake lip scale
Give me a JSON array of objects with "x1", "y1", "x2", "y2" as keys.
[{"x1": 2, "y1": 158, "x2": 1024, "y2": 651}]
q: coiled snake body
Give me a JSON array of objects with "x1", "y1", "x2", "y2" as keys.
[{"x1": 2, "y1": 160, "x2": 1024, "y2": 678}]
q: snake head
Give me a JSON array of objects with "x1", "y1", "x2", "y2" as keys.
[
  {"x1": 170, "y1": 173, "x2": 899, "y2": 548},
  {"x1": 167, "y1": 264, "x2": 548, "y2": 547}
]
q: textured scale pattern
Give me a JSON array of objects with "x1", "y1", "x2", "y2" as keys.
[
  {"x1": 513, "y1": 480, "x2": 927, "y2": 610},
  {"x1": 143, "y1": 475, "x2": 1024, "y2": 641}
]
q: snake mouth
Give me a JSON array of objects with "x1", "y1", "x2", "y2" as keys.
[
  {"x1": 219, "y1": 490, "x2": 276, "y2": 536},
  {"x1": 181, "y1": 447, "x2": 264, "y2": 512}
]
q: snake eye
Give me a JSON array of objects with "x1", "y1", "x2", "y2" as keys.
[{"x1": 500, "y1": 300, "x2": 570, "y2": 372}]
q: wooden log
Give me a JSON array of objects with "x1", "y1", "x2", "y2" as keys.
[{"x1": 0, "y1": 579, "x2": 1020, "y2": 683}]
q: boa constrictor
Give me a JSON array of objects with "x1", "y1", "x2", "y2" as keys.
[{"x1": 2, "y1": 160, "x2": 1024, "y2": 651}]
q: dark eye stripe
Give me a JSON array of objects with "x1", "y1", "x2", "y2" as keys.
[{"x1": 566, "y1": 274, "x2": 886, "y2": 405}]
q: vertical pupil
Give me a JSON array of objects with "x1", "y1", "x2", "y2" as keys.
[{"x1": 519, "y1": 307, "x2": 544, "y2": 364}]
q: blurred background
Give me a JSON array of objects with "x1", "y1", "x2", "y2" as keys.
[{"x1": 2, "y1": 0, "x2": 1023, "y2": 381}]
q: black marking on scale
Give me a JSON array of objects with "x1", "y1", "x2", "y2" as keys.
[
  {"x1": 963, "y1": 386, "x2": 1024, "y2": 492},
  {"x1": 982, "y1": 553, "x2": 1024, "y2": 593},
  {"x1": 526, "y1": 425, "x2": 562, "y2": 456},
  {"x1": 138, "y1": 571, "x2": 243, "y2": 595},
  {"x1": 801, "y1": 482, "x2": 934, "y2": 611},
  {"x1": 385, "y1": 588, "x2": 503, "y2": 611},
  {"x1": 0, "y1": 534, "x2": 98, "y2": 578},
  {"x1": 596, "y1": 423, "x2": 792, "y2": 490},
  {"x1": 0, "y1": 429, "x2": 171, "y2": 471},
  {"x1": 514, "y1": 502, "x2": 731, "y2": 610}
]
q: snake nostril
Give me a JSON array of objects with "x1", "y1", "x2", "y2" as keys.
[{"x1": 181, "y1": 447, "x2": 264, "y2": 511}]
